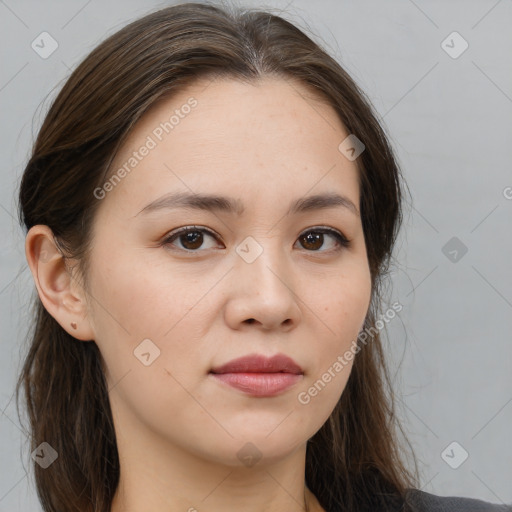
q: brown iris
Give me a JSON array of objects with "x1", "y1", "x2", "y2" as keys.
[
  {"x1": 299, "y1": 232, "x2": 324, "y2": 251},
  {"x1": 180, "y1": 230, "x2": 204, "y2": 250}
]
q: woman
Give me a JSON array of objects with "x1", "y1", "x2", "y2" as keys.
[{"x1": 16, "y1": 2, "x2": 511, "y2": 511}]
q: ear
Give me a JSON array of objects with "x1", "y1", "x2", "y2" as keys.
[{"x1": 25, "y1": 225, "x2": 95, "y2": 341}]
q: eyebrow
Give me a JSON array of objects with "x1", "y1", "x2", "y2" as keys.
[{"x1": 136, "y1": 191, "x2": 360, "y2": 217}]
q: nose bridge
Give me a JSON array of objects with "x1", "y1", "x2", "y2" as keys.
[
  {"x1": 235, "y1": 234, "x2": 291, "y2": 293},
  {"x1": 230, "y1": 234, "x2": 301, "y2": 328},
  {"x1": 235, "y1": 236, "x2": 295, "y2": 310}
]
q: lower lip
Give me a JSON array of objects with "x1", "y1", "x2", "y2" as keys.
[{"x1": 210, "y1": 372, "x2": 303, "y2": 397}]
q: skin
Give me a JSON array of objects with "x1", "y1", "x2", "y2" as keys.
[{"x1": 26, "y1": 76, "x2": 372, "y2": 512}]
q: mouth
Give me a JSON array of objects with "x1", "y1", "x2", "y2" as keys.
[{"x1": 209, "y1": 353, "x2": 304, "y2": 397}]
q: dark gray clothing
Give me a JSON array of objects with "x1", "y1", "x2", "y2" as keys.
[{"x1": 405, "y1": 489, "x2": 512, "y2": 512}]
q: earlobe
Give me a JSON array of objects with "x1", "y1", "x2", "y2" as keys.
[{"x1": 25, "y1": 225, "x2": 95, "y2": 341}]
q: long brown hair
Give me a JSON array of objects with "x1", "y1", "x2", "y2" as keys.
[{"x1": 16, "y1": 2, "x2": 418, "y2": 511}]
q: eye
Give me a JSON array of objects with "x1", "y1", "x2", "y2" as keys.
[
  {"x1": 295, "y1": 227, "x2": 350, "y2": 252},
  {"x1": 162, "y1": 226, "x2": 221, "y2": 252},
  {"x1": 161, "y1": 226, "x2": 351, "y2": 253}
]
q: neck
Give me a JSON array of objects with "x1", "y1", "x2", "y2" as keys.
[{"x1": 110, "y1": 424, "x2": 324, "y2": 512}]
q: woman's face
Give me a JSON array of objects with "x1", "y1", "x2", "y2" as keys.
[{"x1": 84, "y1": 76, "x2": 372, "y2": 466}]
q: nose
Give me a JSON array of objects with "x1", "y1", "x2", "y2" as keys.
[{"x1": 224, "y1": 244, "x2": 302, "y2": 331}]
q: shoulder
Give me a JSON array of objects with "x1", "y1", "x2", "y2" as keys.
[{"x1": 404, "y1": 489, "x2": 512, "y2": 512}]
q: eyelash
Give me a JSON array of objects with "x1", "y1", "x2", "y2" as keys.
[{"x1": 161, "y1": 225, "x2": 351, "y2": 254}]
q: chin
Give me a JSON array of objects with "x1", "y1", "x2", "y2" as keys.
[{"x1": 213, "y1": 431, "x2": 308, "y2": 468}]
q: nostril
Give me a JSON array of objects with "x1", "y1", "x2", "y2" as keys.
[{"x1": 245, "y1": 318, "x2": 256, "y2": 324}]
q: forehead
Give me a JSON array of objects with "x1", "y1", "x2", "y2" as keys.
[{"x1": 99, "y1": 76, "x2": 360, "y2": 216}]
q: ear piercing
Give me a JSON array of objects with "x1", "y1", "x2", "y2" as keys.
[{"x1": 71, "y1": 322, "x2": 77, "y2": 330}]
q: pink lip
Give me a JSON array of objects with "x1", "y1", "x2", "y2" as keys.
[{"x1": 209, "y1": 354, "x2": 304, "y2": 397}]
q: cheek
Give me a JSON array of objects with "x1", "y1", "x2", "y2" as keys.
[
  {"x1": 86, "y1": 251, "x2": 204, "y2": 432},
  {"x1": 87, "y1": 246, "x2": 196, "y2": 339},
  {"x1": 294, "y1": 262, "x2": 370, "y2": 412},
  {"x1": 85, "y1": 245, "x2": 219, "y2": 396},
  {"x1": 321, "y1": 263, "x2": 371, "y2": 336}
]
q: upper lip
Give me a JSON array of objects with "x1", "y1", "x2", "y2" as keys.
[{"x1": 210, "y1": 354, "x2": 303, "y2": 375}]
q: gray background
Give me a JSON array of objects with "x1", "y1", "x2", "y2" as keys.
[{"x1": 1, "y1": 0, "x2": 511, "y2": 510}]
